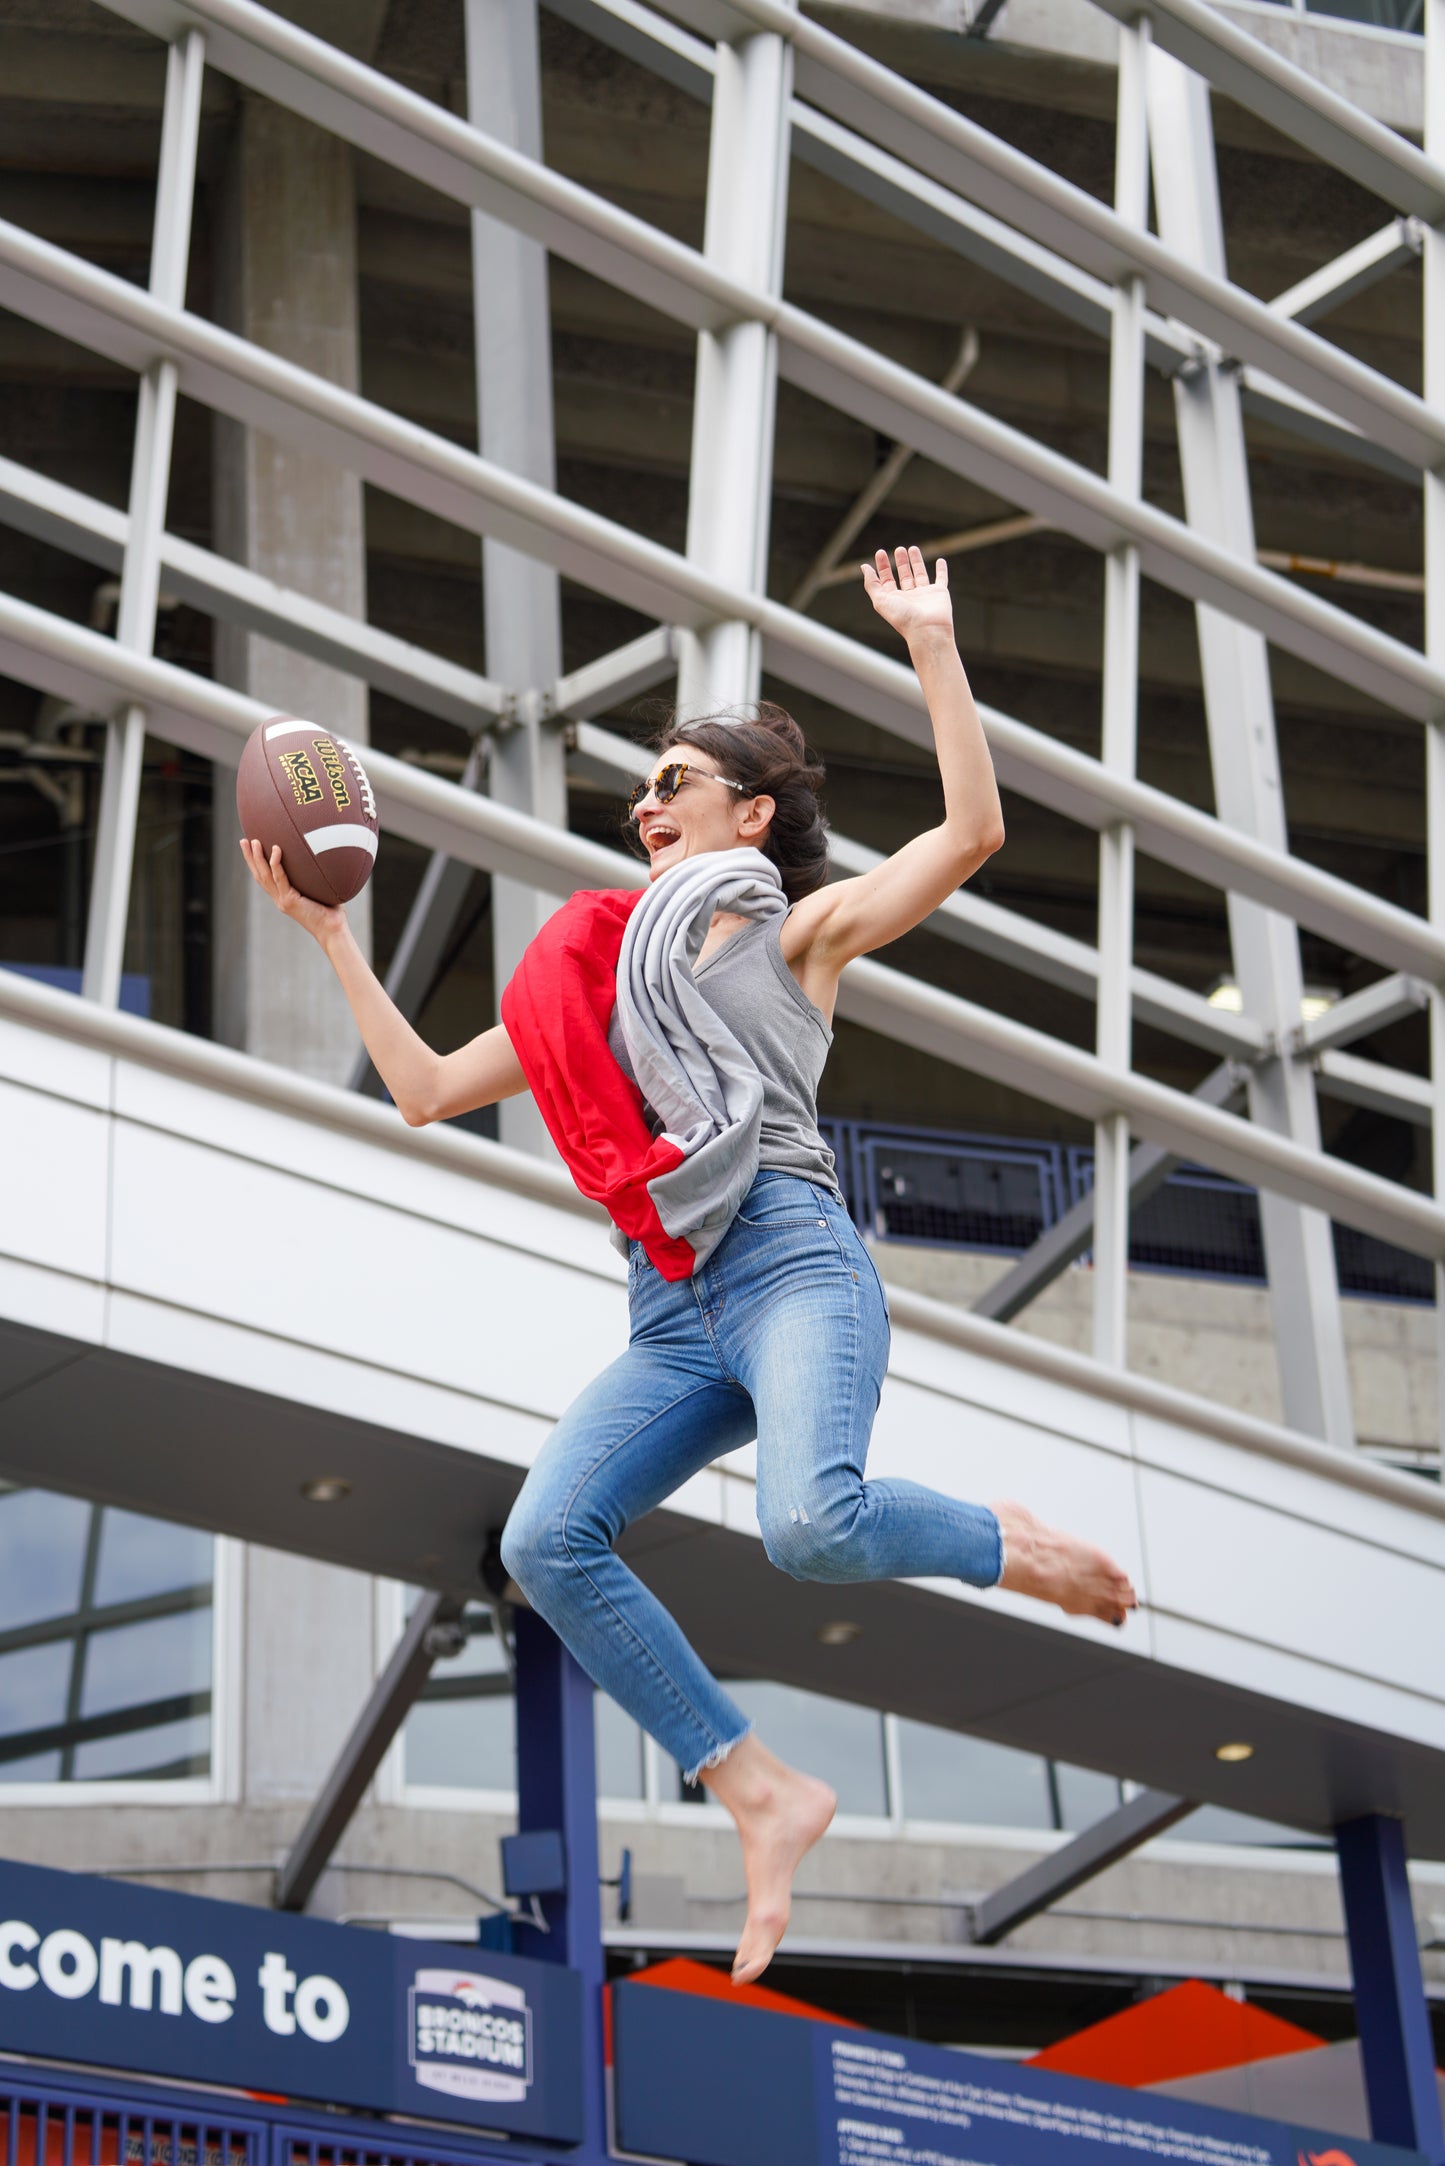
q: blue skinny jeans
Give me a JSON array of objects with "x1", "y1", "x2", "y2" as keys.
[{"x1": 500, "y1": 1172, "x2": 1004, "y2": 1782}]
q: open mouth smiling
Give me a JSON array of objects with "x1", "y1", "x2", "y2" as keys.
[{"x1": 642, "y1": 820, "x2": 682, "y2": 855}]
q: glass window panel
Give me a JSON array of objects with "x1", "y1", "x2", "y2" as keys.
[
  {"x1": 402, "y1": 1596, "x2": 509, "y2": 1678},
  {"x1": 702, "y1": 1684, "x2": 888, "y2": 1817},
  {"x1": 0, "y1": 1752, "x2": 62, "y2": 1784},
  {"x1": 80, "y1": 1610, "x2": 212, "y2": 1719},
  {"x1": 595, "y1": 1694, "x2": 645, "y2": 1800},
  {"x1": 1177, "y1": 1804, "x2": 1326, "y2": 1848},
  {"x1": 0, "y1": 1491, "x2": 91, "y2": 1632},
  {"x1": 72, "y1": 1715, "x2": 211, "y2": 1782},
  {"x1": 405, "y1": 1697, "x2": 515, "y2": 1790},
  {"x1": 92, "y1": 1510, "x2": 213, "y2": 1608},
  {"x1": 0, "y1": 1642, "x2": 72, "y2": 1749},
  {"x1": 896, "y1": 1718, "x2": 1054, "y2": 1828},
  {"x1": 1054, "y1": 1763, "x2": 1124, "y2": 1831},
  {"x1": 439, "y1": 1624, "x2": 510, "y2": 1681}
]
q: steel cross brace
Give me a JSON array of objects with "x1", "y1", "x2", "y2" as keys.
[
  {"x1": 276, "y1": 1589, "x2": 468, "y2": 1913},
  {"x1": 966, "y1": 1789, "x2": 1196, "y2": 1946}
]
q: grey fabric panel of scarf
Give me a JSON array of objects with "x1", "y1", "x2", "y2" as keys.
[{"x1": 614, "y1": 847, "x2": 788, "y2": 1274}]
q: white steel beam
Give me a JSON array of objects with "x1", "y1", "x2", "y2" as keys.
[
  {"x1": 1149, "y1": 50, "x2": 1353, "y2": 1450},
  {"x1": 560, "y1": 0, "x2": 1411, "y2": 484},
  {"x1": 466, "y1": 0, "x2": 569, "y2": 1158},
  {"x1": 553, "y1": 629, "x2": 677, "y2": 720},
  {"x1": 88, "y1": 0, "x2": 1445, "y2": 483},
  {"x1": 1093, "y1": 17, "x2": 1148, "y2": 1371},
  {"x1": 1315, "y1": 1051, "x2": 1434, "y2": 1128},
  {"x1": 651, "y1": 0, "x2": 1445, "y2": 469},
  {"x1": 574, "y1": 717, "x2": 1267, "y2": 1059},
  {"x1": 3, "y1": 585, "x2": 1443, "y2": 1264},
  {"x1": 0, "y1": 454, "x2": 509, "y2": 732},
  {"x1": 1270, "y1": 219, "x2": 1423, "y2": 329},
  {"x1": 1296, "y1": 974, "x2": 1432, "y2": 1056},
  {"x1": 788, "y1": 331, "x2": 978, "y2": 616},
  {"x1": 0, "y1": 205, "x2": 1439, "y2": 980},
  {"x1": 974, "y1": 1065, "x2": 1249, "y2": 1326},
  {"x1": 836, "y1": 957, "x2": 1445, "y2": 1262},
  {"x1": 1088, "y1": 0, "x2": 1445, "y2": 221},
  {"x1": 1424, "y1": 0, "x2": 1445, "y2": 1449},
  {"x1": 755, "y1": 622, "x2": 1445, "y2": 984},
  {"x1": 677, "y1": 8, "x2": 793, "y2": 708},
  {"x1": 1, "y1": 384, "x2": 1434, "y2": 995},
  {"x1": 347, "y1": 743, "x2": 489, "y2": 1100},
  {"x1": 4, "y1": 212, "x2": 1443, "y2": 732},
  {"x1": 80, "y1": 27, "x2": 204, "y2": 1007}
]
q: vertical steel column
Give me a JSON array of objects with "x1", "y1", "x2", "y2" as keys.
[
  {"x1": 1147, "y1": 52, "x2": 1353, "y2": 1447},
  {"x1": 81, "y1": 29, "x2": 204, "y2": 1006},
  {"x1": 466, "y1": 0, "x2": 566, "y2": 1154},
  {"x1": 1337, "y1": 1814, "x2": 1445, "y2": 2158},
  {"x1": 677, "y1": 9, "x2": 795, "y2": 710},
  {"x1": 1093, "y1": 17, "x2": 1149, "y2": 1368},
  {"x1": 512, "y1": 1609, "x2": 607, "y2": 2162},
  {"x1": 1424, "y1": 0, "x2": 1445, "y2": 1458}
]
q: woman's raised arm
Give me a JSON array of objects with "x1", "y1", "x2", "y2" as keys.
[
  {"x1": 786, "y1": 546, "x2": 1004, "y2": 975},
  {"x1": 240, "y1": 839, "x2": 529, "y2": 1125}
]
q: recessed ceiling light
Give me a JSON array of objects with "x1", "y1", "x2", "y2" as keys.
[
  {"x1": 817, "y1": 1621, "x2": 860, "y2": 1646},
  {"x1": 1214, "y1": 1740, "x2": 1254, "y2": 1763},
  {"x1": 300, "y1": 1476, "x2": 351, "y2": 1504}
]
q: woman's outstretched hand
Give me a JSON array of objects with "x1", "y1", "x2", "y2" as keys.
[
  {"x1": 861, "y1": 544, "x2": 954, "y2": 644},
  {"x1": 239, "y1": 837, "x2": 347, "y2": 948}
]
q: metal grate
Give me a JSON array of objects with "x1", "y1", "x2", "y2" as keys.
[
  {"x1": 855, "y1": 1132, "x2": 1065, "y2": 1252},
  {"x1": 272, "y1": 2135, "x2": 517, "y2": 2166},
  {"x1": 822, "y1": 1119, "x2": 1434, "y2": 1305},
  {"x1": 0, "y1": 2077, "x2": 525, "y2": 2166},
  {"x1": 0, "y1": 2084, "x2": 259, "y2": 2166}
]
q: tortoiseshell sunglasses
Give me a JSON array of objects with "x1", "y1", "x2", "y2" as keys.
[{"x1": 626, "y1": 761, "x2": 752, "y2": 822}]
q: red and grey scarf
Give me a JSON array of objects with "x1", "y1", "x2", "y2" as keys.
[{"x1": 500, "y1": 849, "x2": 786, "y2": 1281}]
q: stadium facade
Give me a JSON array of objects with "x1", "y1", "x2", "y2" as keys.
[{"x1": 1, "y1": 0, "x2": 1444, "y2": 2141}]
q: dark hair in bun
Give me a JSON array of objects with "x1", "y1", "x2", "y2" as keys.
[{"x1": 650, "y1": 701, "x2": 829, "y2": 904}]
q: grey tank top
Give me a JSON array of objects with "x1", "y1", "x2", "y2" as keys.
[{"x1": 608, "y1": 915, "x2": 841, "y2": 1196}]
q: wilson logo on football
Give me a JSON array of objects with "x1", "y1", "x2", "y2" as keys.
[{"x1": 407, "y1": 1967, "x2": 533, "y2": 2104}]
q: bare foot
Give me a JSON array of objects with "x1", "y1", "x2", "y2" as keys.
[
  {"x1": 701, "y1": 1734, "x2": 837, "y2": 1986},
  {"x1": 991, "y1": 1500, "x2": 1137, "y2": 1627}
]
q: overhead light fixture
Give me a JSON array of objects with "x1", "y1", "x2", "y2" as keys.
[
  {"x1": 300, "y1": 1476, "x2": 352, "y2": 1504},
  {"x1": 817, "y1": 1621, "x2": 860, "y2": 1646},
  {"x1": 1207, "y1": 979, "x2": 1338, "y2": 1023},
  {"x1": 1214, "y1": 1740, "x2": 1254, "y2": 1763}
]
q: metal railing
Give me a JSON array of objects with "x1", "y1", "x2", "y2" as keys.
[{"x1": 0, "y1": 2067, "x2": 522, "y2": 2166}]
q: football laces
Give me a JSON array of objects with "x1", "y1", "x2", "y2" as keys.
[{"x1": 337, "y1": 737, "x2": 378, "y2": 823}]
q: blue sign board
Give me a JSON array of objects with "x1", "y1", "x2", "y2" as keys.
[
  {"x1": 613, "y1": 1980, "x2": 1428, "y2": 2166},
  {"x1": 0, "y1": 1859, "x2": 582, "y2": 2144}
]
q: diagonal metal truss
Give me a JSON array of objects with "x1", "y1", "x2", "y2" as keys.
[{"x1": 0, "y1": 0, "x2": 1441, "y2": 1447}]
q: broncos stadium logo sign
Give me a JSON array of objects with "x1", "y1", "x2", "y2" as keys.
[{"x1": 408, "y1": 1966, "x2": 533, "y2": 2105}]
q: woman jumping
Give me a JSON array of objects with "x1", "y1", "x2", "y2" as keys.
[{"x1": 243, "y1": 547, "x2": 1137, "y2": 1987}]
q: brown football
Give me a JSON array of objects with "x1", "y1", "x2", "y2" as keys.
[{"x1": 236, "y1": 717, "x2": 379, "y2": 905}]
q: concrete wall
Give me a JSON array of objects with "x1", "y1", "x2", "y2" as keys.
[{"x1": 870, "y1": 1243, "x2": 1440, "y2": 1458}]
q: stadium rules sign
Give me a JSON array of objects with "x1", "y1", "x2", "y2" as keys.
[{"x1": 0, "y1": 1858, "x2": 583, "y2": 2143}]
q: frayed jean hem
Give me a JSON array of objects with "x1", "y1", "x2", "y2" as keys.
[{"x1": 683, "y1": 1721, "x2": 754, "y2": 1788}]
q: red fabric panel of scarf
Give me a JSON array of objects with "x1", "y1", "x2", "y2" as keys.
[{"x1": 500, "y1": 886, "x2": 697, "y2": 1280}]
